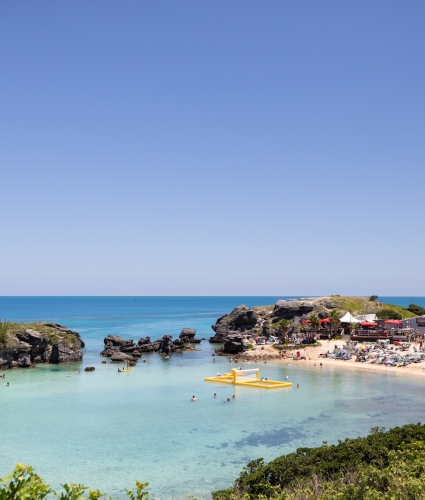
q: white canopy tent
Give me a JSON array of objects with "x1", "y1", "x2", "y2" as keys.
[{"x1": 340, "y1": 312, "x2": 360, "y2": 323}]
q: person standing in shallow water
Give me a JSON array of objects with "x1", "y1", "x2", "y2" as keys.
[{"x1": 191, "y1": 395, "x2": 197, "y2": 401}]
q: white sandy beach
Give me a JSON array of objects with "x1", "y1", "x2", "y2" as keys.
[{"x1": 236, "y1": 340, "x2": 425, "y2": 378}]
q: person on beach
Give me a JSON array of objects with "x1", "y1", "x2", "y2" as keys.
[
  {"x1": 214, "y1": 393, "x2": 216, "y2": 398},
  {"x1": 191, "y1": 395, "x2": 197, "y2": 401},
  {"x1": 226, "y1": 398, "x2": 230, "y2": 402}
]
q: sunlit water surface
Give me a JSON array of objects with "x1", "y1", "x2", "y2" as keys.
[{"x1": 1, "y1": 297, "x2": 425, "y2": 499}]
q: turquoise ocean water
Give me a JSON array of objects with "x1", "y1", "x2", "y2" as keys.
[{"x1": 1, "y1": 296, "x2": 425, "y2": 499}]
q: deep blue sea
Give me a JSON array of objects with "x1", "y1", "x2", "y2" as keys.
[{"x1": 1, "y1": 296, "x2": 425, "y2": 499}]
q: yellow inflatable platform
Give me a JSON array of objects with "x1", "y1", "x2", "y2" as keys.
[{"x1": 204, "y1": 368, "x2": 292, "y2": 389}]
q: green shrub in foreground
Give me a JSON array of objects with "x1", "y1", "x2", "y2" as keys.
[
  {"x1": 0, "y1": 464, "x2": 149, "y2": 500},
  {"x1": 212, "y1": 423, "x2": 425, "y2": 499}
]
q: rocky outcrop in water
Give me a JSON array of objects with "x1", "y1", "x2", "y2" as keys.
[
  {"x1": 0, "y1": 322, "x2": 85, "y2": 370},
  {"x1": 101, "y1": 328, "x2": 203, "y2": 359},
  {"x1": 209, "y1": 306, "x2": 258, "y2": 343}
]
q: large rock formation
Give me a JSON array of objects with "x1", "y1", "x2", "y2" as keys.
[
  {"x1": 0, "y1": 322, "x2": 85, "y2": 370},
  {"x1": 210, "y1": 306, "x2": 259, "y2": 343},
  {"x1": 272, "y1": 300, "x2": 315, "y2": 319}
]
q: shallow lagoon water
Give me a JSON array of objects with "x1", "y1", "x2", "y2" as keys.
[{"x1": 1, "y1": 297, "x2": 425, "y2": 498}]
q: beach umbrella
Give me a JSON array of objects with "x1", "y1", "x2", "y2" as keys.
[
  {"x1": 383, "y1": 320, "x2": 402, "y2": 325},
  {"x1": 361, "y1": 321, "x2": 378, "y2": 327},
  {"x1": 301, "y1": 320, "x2": 310, "y2": 324},
  {"x1": 320, "y1": 318, "x2": 330, "y2": 323}
]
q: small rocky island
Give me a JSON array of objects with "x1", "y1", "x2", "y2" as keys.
[
  {"x1": 0, "y1": 321, "x2": 85, "y2": 370},
  {"x1": 100, "y1": 328, "x2": 204, "y2": 362}
]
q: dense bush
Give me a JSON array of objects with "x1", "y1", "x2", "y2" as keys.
[
  {"x1": 376, "y1": 308, "x2": 402, "y2": 320},
  {"x1": 408, "y1": 304, "x2": 425, "y2": 316},
  {"x1": 0, "y1": 319, "x2": 10, "y2": 346},
  {"x1": 212, "y1": 423, "x2": 425, "y2": 499}
]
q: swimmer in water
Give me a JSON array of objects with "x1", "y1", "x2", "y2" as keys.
[
  {"x1": 6, "y1": 382, "x2": 9, "y2": 386},
  {"x1": 297, "y1": 383, "x2": 300, "y2": 388},
  {"x1": 191, "y1": 395, "x2": 197, "y2": 401},
  {"x1": 214, "y1": 393, "x2": 217, "y2": 398},
  {"x1": 226, "y1": 398, "x2": 230, "y2": 402},
  {"x1": 232, "y1": 395, "x2": 235, "y2": 399},
  {"x1": 285, "y1": 375, "x2": 289, "y2": 379},
  {"x1": 67, "y1": 374, "x2": 72, "y2": 377}
]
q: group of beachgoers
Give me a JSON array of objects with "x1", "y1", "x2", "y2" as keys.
[
  {"x1": 191, "y1": 393, "x2": 236, "y2": 402},
  {"x1": 0, "y1": 373, "x2": 9, "y2": 386}
]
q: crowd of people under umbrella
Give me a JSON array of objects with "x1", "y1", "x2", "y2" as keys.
[{"x1": 320, "y1": 341, "x2": 425, "y2": 367}]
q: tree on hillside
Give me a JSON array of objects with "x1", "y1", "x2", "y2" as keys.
[
  {"x1": 277, "y1": 319, "x2": 291, "y2": 339},
  {"x1": 329, "y1": 309, "x2": 342, "y2": 337},
  {"x1": 369, "y1": 295, "x2": 379, "y2": 302},
  {"x1": 408, "y1": 304, "x2": 425, "y2": 316},
  {"x1": 377, "y1": 308, "x2": 402, "y2": 320},
  {"x1": 309, "y1": 315, "x2": 320, "y2": 332}
]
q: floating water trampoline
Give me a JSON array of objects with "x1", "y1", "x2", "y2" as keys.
[{"x1": 204, "y1": 368, "x2": 292, "y2": 389}]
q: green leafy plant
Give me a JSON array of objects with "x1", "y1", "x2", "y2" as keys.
[
  {"x1": 369, "y1": 295, "x2": 379, "y2": 302},
  {"x1": 246, "y1": 343, "x2": 253, "y2": 349},
  {"x1": 125, "y1": 481, "x2": 149, "y2": 500}
]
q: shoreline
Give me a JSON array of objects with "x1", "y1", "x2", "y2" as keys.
[{"x1": 232, "y1": 340, "x2": 425, "y2": 378}]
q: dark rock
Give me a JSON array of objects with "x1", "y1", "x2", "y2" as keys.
[
  {"x1": 158, "y1": 335, "x2": 174, "y2": 354},
  {"x1": 137, "y1": 336, "x2": 151, "y2": 345},
  {"x1": 119, "y1": 344, "x2": 137, "y2": 352},
  {"x1": 273, "y1": 300, "x2": 315, "y2": 319},
  {"x1": 222, "y1": 333, "x2": 252, "y2": 355},
  {"x1": 323, "y1": 301, "x2": 337, "y2": 309},
  {"x1": 137, "y1": 343, "x2": 155, "y2": 353},
  {"x1": 210, "y1": 306, "x2": 259, "y2": 342},
  {"x1": 173, "y1": 338, "x2": 184, "y2": 347},
  {"x1": 318, "y1": 311, "x2": 329, "y2": 319},
  {"x1": 50, "y1": 341, "x2": 83, "y2": 364},
  {"x1": 104, "y1": 335, "x2": 129, "y2": 347},
  {"x1": 17, "y1": 352, "x2": 32, "y2": 367},
  {"x1": 179, "y1": 328, "x2": 196, "y2": 341},
  {"x1": 110, "y1": 352, "x2": 134, "y2": 362},
  {"x1": 85, "y1": 366, "x2": 95, "y2": 371},
  {"x1": 100, "y1": 347, "x2": 117, "y2": 357}
]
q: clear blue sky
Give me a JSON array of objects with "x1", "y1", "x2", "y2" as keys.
[{"x1": 1, "y1": 1, "x2": 424, "y2": 295}]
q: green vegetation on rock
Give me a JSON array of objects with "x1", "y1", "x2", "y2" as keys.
[{"x1": 5, "y1": 322, "x2": 80, "y2": 349}]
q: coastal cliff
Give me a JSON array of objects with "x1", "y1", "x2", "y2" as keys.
[{"x1": 0, "y1": 321, "x2": 84, "y2": 370}]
